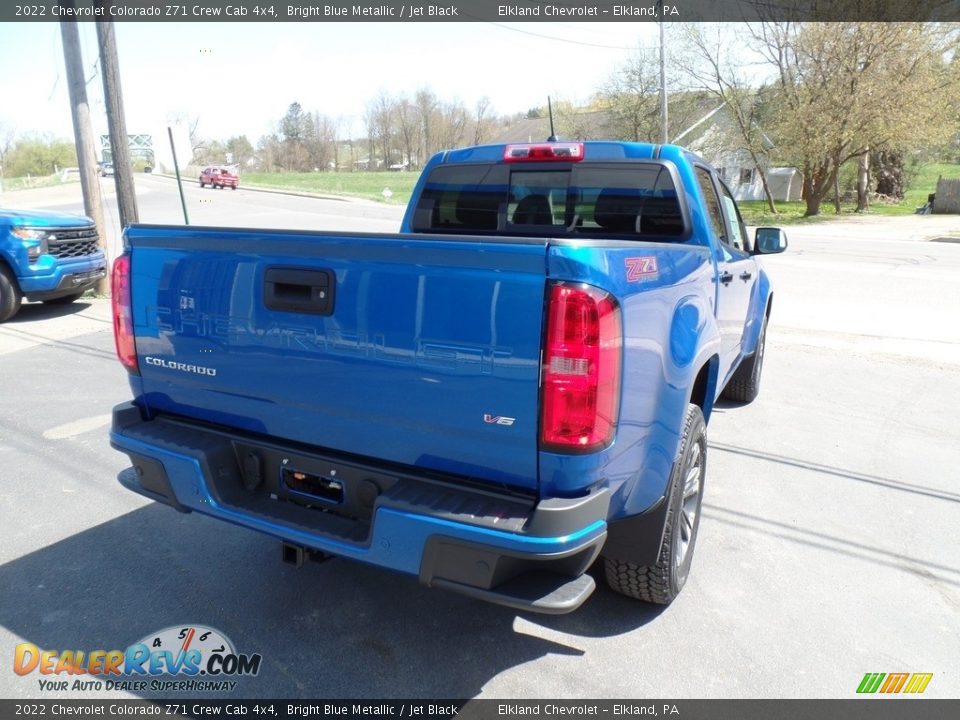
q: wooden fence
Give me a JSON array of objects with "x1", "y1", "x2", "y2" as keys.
[{"x1": 934, "y1": 178, "x2": 960, "y2": 214}]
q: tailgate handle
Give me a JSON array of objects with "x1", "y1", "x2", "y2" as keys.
[{"x1": 263, "y1": 267, "x2": 335, "y2": 315}]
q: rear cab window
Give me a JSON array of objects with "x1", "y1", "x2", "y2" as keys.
[{"x1": 411, "y1": 161, "x2": 691, "y2": 242}]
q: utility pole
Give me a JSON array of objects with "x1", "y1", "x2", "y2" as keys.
[
  {"x1": 659, "y1": 2, "x2": 669, "y2": 144},
  {"x1": 60, "y1": 9, "x2": 108, "y2": 294},
  {"x1": 95, "y1": 2, "x2": 139, "y2": 228},
  {"x1": 169, "y1": 127, "x2": 190, "y2": 225}
]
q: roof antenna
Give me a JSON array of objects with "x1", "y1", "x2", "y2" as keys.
[{"x1": 547, "y1": 96, "x2": 558, "y2": 142}]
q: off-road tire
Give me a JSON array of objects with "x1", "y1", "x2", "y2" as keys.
[
  {"x1": 42, "y1": 292, "x2": 84, "y2": 305},
  {"x1": 0, "y1": 264, "x2": 23, "y2": 323},
  {"x1": 721, "y1": 315, "x2": 767, "y2": 403},
  {"x1": 603, "y1": 404, "x2": 707, "y2": 605}
]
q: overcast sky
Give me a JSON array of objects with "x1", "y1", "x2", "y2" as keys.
[{"x1": 0, "y1": 22, "x2": 664, "y2": 144}]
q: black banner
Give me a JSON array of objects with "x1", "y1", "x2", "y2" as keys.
[
  {"x1": 3, "y1": 0, "x2": 960, "y2": 23},
  {"x1": 1, "y1": 700, "x2": 960, "y2": 720}
]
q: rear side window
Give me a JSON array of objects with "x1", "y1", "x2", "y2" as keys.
[
  {"x1": 412, "y1": 162, "x2": 688, "y2": 241},
  {"x1": 694, "y1": 167, "x2": 725, "y2": 243}
]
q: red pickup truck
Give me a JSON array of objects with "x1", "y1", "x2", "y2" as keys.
[{"x1": 199, "y1": 166, "x2": 239, "y2": 190}]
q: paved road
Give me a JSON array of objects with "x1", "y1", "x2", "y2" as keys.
[
  {"x1": 1, "y1": 180, "x2": 958, "y2": 700},
  {"x1": 4, "y1": 173, "x2": 406, "y2": 262}
]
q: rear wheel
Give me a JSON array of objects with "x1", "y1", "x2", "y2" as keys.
[
  {"x1": 722, "y1": 315, "x2": 767, "y2": 403},
  {"x1": 0, "y1": 264, "x2": 23, "y2": 323},
  {"x1": 42, "y1": 292, "x2": 84, "y2": 305},
  {"x1": 603, "y1": 403, "x2": 706, "y2": 605}
]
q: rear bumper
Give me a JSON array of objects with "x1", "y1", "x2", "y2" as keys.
[{"x1": 110, "y1": 402, "x2": 610, "y2": 614}]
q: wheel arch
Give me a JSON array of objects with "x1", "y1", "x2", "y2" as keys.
[
  {"x1": 0, "y1": 255, "x2": 24, "y2": 322},
  {"x1": 743, "y1": 269, "x2": 774, "y2": 356},
  {"x1": 689, "y1": 353, "x2": 721, "y2": 424},
  {"x1": 0, "y1": 250, "x2": 20, "y2": 280},
  {"x1": 0, "y1": 254, "x2": 22, "y2": 291}
]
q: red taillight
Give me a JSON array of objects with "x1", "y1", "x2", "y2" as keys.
[
  {"x1": 504, "y1": 143, "x2": 584, "y2": 162},
  {"x1": 540, "y1": 283, "x2": 622, "y2": 452},
  {"x1": 111, "y1": 254, "x2": 138, "y2": 374}
]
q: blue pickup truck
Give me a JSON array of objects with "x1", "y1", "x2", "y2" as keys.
[
  {"x1": 109, "y1": 141, "x2": 786, "y2": 613},
  {"x1": 0, "y1": 207, "x2": 107, "y2": 322}
]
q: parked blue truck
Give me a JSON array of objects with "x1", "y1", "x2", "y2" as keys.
[
  {"x1": 0, "y1": 207, "x2": 107, "y2": 322},
  {"x1": 109, "y1": 141, "x2": 786, "y2": 613}
]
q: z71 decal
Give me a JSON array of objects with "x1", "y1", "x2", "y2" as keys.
[{"x1": 625, "y1": 256, "x2": 659, "y2": 282}]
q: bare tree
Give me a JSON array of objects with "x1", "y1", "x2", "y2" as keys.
[
  {"x1": 303, "y1": 111, "x2": 339, "y2": 171},
  {"x1": 365, "y1": 92, "x2": 395, "y2": 168},
  {"x1": 167, "y1": 112, "x2": 203, "y2": 158},
  {"x1": 473, "y1": 97, "x2": 494, "y2": 145},
  {"x1": 362, "y1": 104, "x2": 377, "y2": 170},
  {"x1": 0, "y1": 122, "x2": 16, "y2": 190},
  {"x1": 599, "y1": 49, "x2": 663, "y2": 141},
  {"x1": 435, "y1": 100, "x2": 469, "y2": 152},
  {"x1": 414, "y1": 88, "x2": 439, "y2": 162},
  {"x1": 256, "y1": 133, "x2": 282, "y2": 172},
  {"x1": 594, "y1": 47, "x2": 706, "y2": 152},
  {"x1": 679, "y1": 24, "x2": 780, "y2": 213},
  {"x1": 396, "y1": 97, "x2": 420, "y2": 168}
]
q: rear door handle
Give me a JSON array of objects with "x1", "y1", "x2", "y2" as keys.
[
  {"x1": 739, "y1": 271, "x2": 753, "y2": 281},
  {"x1": 719, "y1": 271, "x2": 734, "y2": 285},
  {"x1": 263, "y1": 267, "x2": 335, "y2": 315}
]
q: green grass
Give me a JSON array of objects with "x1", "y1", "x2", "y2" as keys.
[
  {"x1": 738, "y1": 200, "x2": 824, "y2": 226},
  {"x1": 241, "y1": 171, "x2": 419, "y2": 205},
  {"x1": 0, "y1": 174, "x2": 79, "y2": 192},
  {"x1": 242, "y1": 162, "x2": 959, "y2": 220},
  {"x1": 738, "y1": 161, "x2": 959, "y2": 225},
  {"x1": 901, "y1": 162, "x2": 956, "y2": 211}
]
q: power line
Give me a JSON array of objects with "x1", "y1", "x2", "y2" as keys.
[
  {"x1": 47, "y1": 73, "x2": 60, "y2": 103},
  {"x1": 86, "y1": 57, "x2": 100, "y2": 86},
  {"x1": 487, "y1": 22, "x2": 660, "y2": 51}
]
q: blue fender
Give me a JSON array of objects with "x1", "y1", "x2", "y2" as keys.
[{"x1": 741, "y1": 265, "x2": 773, "y2": 356}]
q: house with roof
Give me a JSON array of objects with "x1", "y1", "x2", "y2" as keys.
[
  {"x1": 486, "y1": 110, "x2": 616, "y2": 145},
  {"x1": 486, "y1": 100, "x2": 803, "y2": 204},
  {"x1": 673, "y1": 103, "x2": 804, "y2": 203}
]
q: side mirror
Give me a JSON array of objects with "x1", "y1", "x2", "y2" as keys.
[{"x1": 754, "y1": 227, "x2": 788, "y2": 255}]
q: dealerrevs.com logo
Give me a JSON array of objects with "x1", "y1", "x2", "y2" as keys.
[
  {"x1": 14, "y1": 625, "x2": 261, "y2": 693},
  {"x1": 857, "y1": 672, "x2": 933, "y2": 695}
]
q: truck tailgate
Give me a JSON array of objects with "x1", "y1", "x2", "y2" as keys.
[{"x1": 127, "y1": 226, "x2": 547, "y2": 492}]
